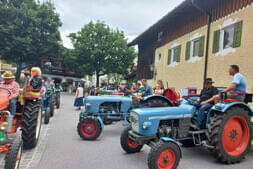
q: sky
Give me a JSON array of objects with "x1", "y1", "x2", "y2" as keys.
[{"x1": 51, "y1": 0, "x2": 185, "y2": 48}]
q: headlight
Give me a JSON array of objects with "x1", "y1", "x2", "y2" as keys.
[
  {"x1": 142, "y1": 121, "x2": 152, "y2": 129},
  {"x1": 0, "y1": 122, "x2": 8, "y2": 131}
]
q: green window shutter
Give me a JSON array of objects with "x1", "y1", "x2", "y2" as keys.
[
  {"x1": 168, "y1": 49, "x2": 171, "y2": 65},
  {"x1": 176, "y1": 45, "x2": 181, "y2": 62},
  {"x1": 185, "y1": 41, "x2": 191, "y2": 60},
  {"x1": 198, "y1": 36, "x2": 205, "y2": 57},
  {"x1": 233, "y1": 21, "x2": 243, "y2": 48},
  {"x1": 212, "y1": 30, "x2": 220, "y2": 53}
]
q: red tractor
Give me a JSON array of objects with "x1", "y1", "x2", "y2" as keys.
[{"x1": 0, "y1": 70, "x2": 42, "y2": 169}]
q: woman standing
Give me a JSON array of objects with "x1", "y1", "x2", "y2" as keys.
[{"x1": 74, "y1": 84, "x2": 84, "y2": 110}]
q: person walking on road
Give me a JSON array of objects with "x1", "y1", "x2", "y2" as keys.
[{"x1": 74, "y1": 83, "x2": 84, "y2": 110}]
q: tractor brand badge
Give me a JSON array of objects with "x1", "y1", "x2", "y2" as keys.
[{"x1": 130, "y1": 116, "x2": 138, "y2": 124}]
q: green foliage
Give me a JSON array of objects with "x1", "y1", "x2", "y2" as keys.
[
  {"x1": 0, "y1": 0, "x2": 62, "y2": 81},
  {"x1": 65, "y1": 21, "x2": 136, "y2": 86}
]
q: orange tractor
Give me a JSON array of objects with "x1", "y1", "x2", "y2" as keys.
[{"x1": 0, "y1": 70, "x2": 42, "y2": 169}]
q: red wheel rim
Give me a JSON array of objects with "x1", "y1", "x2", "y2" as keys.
[
  {"x1": 81, "y1": 121, "x2": 97, "y2": 138},
  {"x1": 126, "y1": 136, "x2": 139, "y2": 149},
  {"x1": 222, "y1": 116, "x2": 250, "y2": 156},
  {"x1": 157, "y1": 148, "x2": 176, "y2": 169}
]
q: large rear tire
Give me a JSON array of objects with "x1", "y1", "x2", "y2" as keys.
[
  {"x1": 208, "y1": 107, "x2": 252, "y2": 164},
  {"x1": 120, "y1": 126, "x2": 143, "y2": 153},
  {"x1": 22, "y1": 101, "x2": 42, "y2": 149},
  {"x1": 4, "y1": 136, "x2": 23, "y2": 169},
  {"x1": 77, "y1": 116, "x2": 101, "y2": 140},
  {"x1": 148, "y1": 141, "x2": 181, "y2": 169}
]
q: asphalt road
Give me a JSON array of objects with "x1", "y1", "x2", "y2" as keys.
[{"x1": 32, "y1": 94, "x2": 253, "y2": 169}]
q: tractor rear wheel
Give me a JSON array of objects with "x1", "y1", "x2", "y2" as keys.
[
  {"x1": 148, "y1": 141, "x2": 180, "y2": 169},
  {"x1": 142, "y1": 98, "x2": 172, "y2": 108},
  {"x1": 44, "y1": 107, "x2": 50, "y2": 124},
  {"x1": 77, "y1": 116, "x2": 101, "y2": 140},
  {"x1": 120, "y1": 126, "x2": 143, "y2": 153},
  {"x1": 208, "y1": 107, "x2": 252, "y2": 164},
  {"x1": 22, "y1": 101, "x2": 42, "y2": 149},
  {"x1": 5, "y1": 136, "x2": 23, "y2": 169}
]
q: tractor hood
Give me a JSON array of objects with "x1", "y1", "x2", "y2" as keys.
[
  {"x1": 0, "y1": 92, "x2": 9, "y2": 110},
  {"x1": 130, "y1": 103, "x2": 196, "y2": 136},
  {"x1": 84, "y1": 96, "x2": 132, "y2": 113},
  {"x1": 86, "y1": 96, "x2": 131, "y2": 102}
]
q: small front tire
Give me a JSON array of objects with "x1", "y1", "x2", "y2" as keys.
[
  {"x1": 148, "y1": 141, "x2": 181, "y2": 169},
  {"x1": 77, "y1": 116, "x2": 102, "y2": 140},
  {"x1": 120, "y1": 126, "x2": 143, "y2": 153}
]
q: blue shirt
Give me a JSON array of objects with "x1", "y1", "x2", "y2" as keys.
[
  {"x1": 143, "y1": 84, "x2": 152, "y2": 96},
  {"x1": 231, "y1": 73, "x2": 246, "y2": 97}
]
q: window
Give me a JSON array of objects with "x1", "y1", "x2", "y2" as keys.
[
  {"x1": 158, "y1": 32, "x2": 163, "y2": 41},
  {"x1": 192, "y1": 39, "x2": 200, "y2": 57},
  {"x1": 221, "y1": 25, "x2": 234, "y2": 49},
  {"x1": 185, "y1": 36, "x2": 205, "y2": 61},
  {"x1": 157, "y1": 53, "x2": 162, "y2": 62},
  {"x1": 213, "y1": 21, "x2": 243, "y2": 53},
  {"x1": 168, "y1": 45, "x2": 181, "y2": 65}
]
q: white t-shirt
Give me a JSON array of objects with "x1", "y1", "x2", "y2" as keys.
[{"x1": 77, "y1": 87, "x2": 84, "y2": 98}]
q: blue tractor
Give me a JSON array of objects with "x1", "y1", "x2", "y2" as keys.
[
  {"x1": 120, "y1": 89, "x2": 253, "y2": 169},
  {"x1": 42, "y1": 88, "x2": 56, "y2": 124},
  {"x1": 77, "y1": 88, "x2": 180, "y2": 140}
]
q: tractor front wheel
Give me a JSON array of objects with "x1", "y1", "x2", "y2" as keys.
[
  {"x1": 49, "y1": 98, "x2": 55, "y2": 117},
  {"x1": 208, "y1": 107, "x2": 252, "y2": 164},
  {"x1": 148, "y1": 141, "x2": 180, "y2": 169},
  {"x1": 44, "y1": 107, "x2": 50, "y2": 124},
  {"x1": 77, "y1": 116, "x2": 101, "y2": 140},
  {"x1": 120, "y1": 126, "x2": 143, "y2": 153},
  {"x1": 56, "y1": 93, "x2": 60, "y2": 109},
  {"x1": 22, "y1": 101, "x2": 42, "y2": 149},
  {"x1": 4, "y1": 136, "x2": 23, "y2": 169}
]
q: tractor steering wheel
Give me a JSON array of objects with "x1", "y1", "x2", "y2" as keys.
[{"x1": 0, "y1": 87, "x2": 11, "y2": 97}]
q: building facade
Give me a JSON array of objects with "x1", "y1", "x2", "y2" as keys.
[{"x1": 131, "y1": 0, "x2": 253, "y2": 92}]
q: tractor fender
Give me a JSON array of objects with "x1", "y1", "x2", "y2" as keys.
[
  {"x1": 211, "y1": 102, "x2": 253, "y2": 116},
  {"x1": 161, "y1": 137, "x2": 182, "y2": 158},
  {"x1": 143, "y1": 95, "x2": 174, "y2": 106},
  {"x1": 97, "y1": 116, "x2": 104, "y2": 131}
]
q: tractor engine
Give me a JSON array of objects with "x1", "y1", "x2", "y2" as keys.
[
  {"x1": 158, "y1": 118, "x2": 191, "y2": 139},
  {"x1": 99, "y1": 102, "x2": 121, "y2": 114}
]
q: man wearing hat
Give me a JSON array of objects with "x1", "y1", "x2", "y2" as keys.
[
  {"x1": 0, "y1": 71, "x2": 20, "y2": 116},
  {"x1": 191, "y1": 78, "x2": 219, "y2": 130}
]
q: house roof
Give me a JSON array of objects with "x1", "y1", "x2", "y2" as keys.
[{"x1": 129, "y1": 0, "x2": 216, "y2": 46}]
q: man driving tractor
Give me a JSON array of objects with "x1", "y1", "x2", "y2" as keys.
[
  {"x1": 191, "y1": 78, "x2": 218, "y2": 130},
  {"x1": 0, "y1": 71, "x2": 20, "y2": 131},
  {"x1": 0, "y1": 72, "x2": 20, "y2": 116}
]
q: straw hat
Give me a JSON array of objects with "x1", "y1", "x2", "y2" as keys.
[{"x1": 2, "y1": 71, "x2": 15, "y2": 79}]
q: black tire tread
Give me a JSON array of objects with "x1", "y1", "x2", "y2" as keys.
[
  {"x1": 120, "y1": 126, "x2": 143, "y2": 153},
  {"x1": 4, "y1": 137, "x2": 23, "y2": 169},
  {"x1": 22, "y1": 101, "x2": 42, "y2": 149},
  {"x1": 77, "y1": 116, "x2": 102, "y2": 140},
  {"x1": 208, "y1": 107, "x2": 252, "y2": 164},
  {"x1": 148, "y1": 141, "x2": 180, "y2": 169}
]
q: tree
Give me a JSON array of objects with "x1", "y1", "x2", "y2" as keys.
[
  {"x1": 0, "y1": 0, "x2": 62, "y2": 81},
  {"x1": 66, "y1": 21, "x2": 136, "y2": 87}
]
